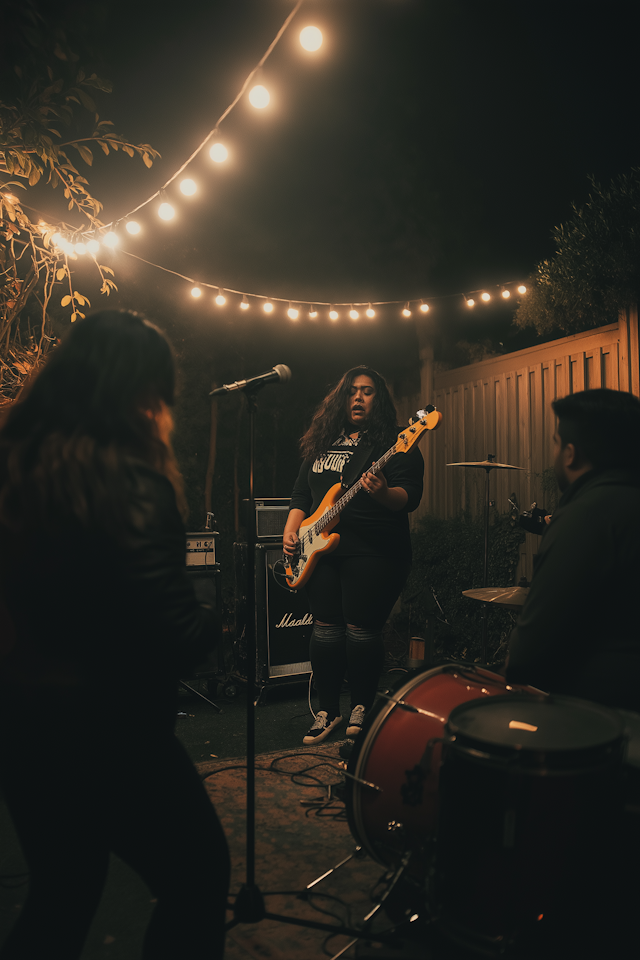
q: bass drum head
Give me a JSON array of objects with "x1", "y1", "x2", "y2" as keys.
[{"x1": 345, "y1": 663, "x2": 533, "y2": 871}]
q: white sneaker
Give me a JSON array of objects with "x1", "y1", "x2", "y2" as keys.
[
  {"x1": 346, "y1": 704, "x2": 366, "y2": 737},
  {"x1": 303, "y1": 711, "x2": 343, "y2": 745}
]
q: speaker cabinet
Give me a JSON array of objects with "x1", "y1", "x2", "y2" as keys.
[
  {"x1": 233, "y1": 542, "x2": 313, "y2": 685},
  {"x1": 183, "y1": 538, "x2": 222, "y2": 680}
]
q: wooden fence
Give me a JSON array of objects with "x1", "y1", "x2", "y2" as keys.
[{"x1": 397, "y1": 305, "x2": 640, "y2": 582}]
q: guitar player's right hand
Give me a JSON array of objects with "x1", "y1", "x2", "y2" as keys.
[{"x1": 283, "y1": 531, "x2": 300, "y2": 557}]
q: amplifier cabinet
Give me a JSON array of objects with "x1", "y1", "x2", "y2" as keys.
[
  {"x1": 242, "y1": 498, "x2": 290, "y2": 540},
  {"x1": 233, "y1": 542, "x2": 313, "y2": 685}
]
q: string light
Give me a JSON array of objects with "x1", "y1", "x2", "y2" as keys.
[
  {"x1": 329, "y1": 307, "x2": 338, "y2": 320},
  {"x1": 309, "y1": 305, "x2": 318, "y2": 318},
  {"x1": 75, "y1": 242, "x2": 87, "y2": 255},
  {"x1": 402, "y1": 303, "x2": 412, "y2": 317},
  {"x1": 191, "y1": 286, "x2": 202, "y2": 298},
  {"x1": 263, "y1": 301, "x2": 274, "y2": 313},
  {"x1": 518, "y1": 284, "x2": 527, "y2": 294},
  {"x1": 349, "y1": 306, "x2": 359, "y2": 320},
  {"x1": 86, "y1": 239, "x2": 100, "y2": 255},
  {"x1": 180, "y1": 179, "x2": 197, "y2": 196},
  {"x1": 126, "y1": 221, "x2": 141, "y2": 235},
  {"x1": 366, "y1": 304, "x2": 375, "y2": 318},
  {"x1": 299, "y1": 26, "x2": 323, "y2": 51},
  {"x1": 103, "y1": 231, "x2": 119, "y2": 248},
  {"x1": 466, "y1": 297, "x2": 475, "y2": 307},
  {"x1": 419, "y1": 301, "x2": 430, "y2": 313},
  {"x1": 240, "y1": 297, "x2": 249, "y2": 310},
  {"x1": 158, "y1": 201, "x2": 175, "y2": 221},
  {"x1": 287, "y1": 303, "x2": 299, "y2": 319},
  {"x1": 215, "y1": 288, "x2": 226, "y2": 306},
  {"x1": 481, "y1": 292, "x2": 491, "y2": 302},
  {"x1": 501, "y1": 289, "x2": 511, "y2": 299},
  {"x1": 249, "y1": 84, "x2": 270, "y2": 109},
  {"x1": 209, "y1": 142, "x2": 228, "y2": 163}
]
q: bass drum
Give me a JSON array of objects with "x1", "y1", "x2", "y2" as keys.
[{"x1": 345, "y1": 663, "x2": 538, "y2": 872}]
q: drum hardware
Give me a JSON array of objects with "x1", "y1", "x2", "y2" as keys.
[
  {"x1": 378, "y1": 690, "x2": 446, "y2": 722},
  {"x1": 305, "y1": 847, "x2": 364, "y2": 891},
  {"x1": 343, "y1": 770, "x2": 383, "y2": 792},
  {"x1": 448, "y1": 455, "x2": 524, "y2": 659}
]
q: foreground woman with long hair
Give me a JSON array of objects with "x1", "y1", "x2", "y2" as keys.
[{"x1": 0, "y1": 311, "x2": 229, "y2": 959}]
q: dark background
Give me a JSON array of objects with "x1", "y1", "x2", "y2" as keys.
[{"x1": 12, "y1": 0, "x2": 640, "y2": 598}]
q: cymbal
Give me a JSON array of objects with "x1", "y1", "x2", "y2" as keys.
[
  {"x1": 447, "y1": 460, "x2": 524, "y2": 470},
  {"x1": 462, "y1": 586, "x2": 530, "y2": 608}
]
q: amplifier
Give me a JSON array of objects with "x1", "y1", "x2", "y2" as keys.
[
  {"x1": 186, "y1": 531, "x2": 217, "y2": 567},
  {"x1": 243, "y1": 498, "x2": 290, "y2": 541},
  {"x1": 233, "y1": 542, "x2": 312, "y2": 685}
]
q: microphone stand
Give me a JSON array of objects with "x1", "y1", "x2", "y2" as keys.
[{"x1": 214, "y1": 378, "x2": 402, "y2": 950}]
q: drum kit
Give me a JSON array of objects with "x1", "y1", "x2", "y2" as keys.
[
  {"x1": 340, "y1": 458, "x2": 628, "y2": 954},
  {"x1": 344, "y1": 663, "x2": 627, "y2": 955}
]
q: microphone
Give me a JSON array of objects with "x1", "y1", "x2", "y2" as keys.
[{"x1": 210, "y1": 364, "x2": 292, "y2": 396}]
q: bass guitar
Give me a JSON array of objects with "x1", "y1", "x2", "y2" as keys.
[{"x1": 285, "y1": 406, "x2": 442, "y2": 590}]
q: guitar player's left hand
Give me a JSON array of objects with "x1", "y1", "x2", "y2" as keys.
[{"x1": 362, "y1": 464, "x2": 409, "y2": 511}]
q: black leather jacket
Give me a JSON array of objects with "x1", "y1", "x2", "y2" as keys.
[{"x1": 0, "y1": 459, "x2": 217, "y2": 735}]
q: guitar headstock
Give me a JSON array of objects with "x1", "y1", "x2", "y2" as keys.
[{"x1": 395, "y1": 405, "x2": 443, "y2": 453}]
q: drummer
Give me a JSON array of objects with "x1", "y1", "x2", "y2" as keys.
[{"x1": 506, "y1": 388, "x2": 640, "y2": 711}]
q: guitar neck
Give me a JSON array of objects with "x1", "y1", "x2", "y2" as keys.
[{"x1": 316, "y1": 445, "x2": 395, "y2": 532}]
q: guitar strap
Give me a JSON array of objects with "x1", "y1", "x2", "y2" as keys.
[{"x1": 339, "y1": 436, "x2": 376, "y2": 490}]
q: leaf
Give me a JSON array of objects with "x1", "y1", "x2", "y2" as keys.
[
  {"x1": 53, "y1": 43, "x2": 68, "y2": 61},
  {"x1": 142, "y1": 153, "x2": 153, "y2": 169},
  {"x1": 100, "y1": 265, "x2": 115, "y2": 276},
  {"x1": 74, "y1": 292, "x2": 85, "y2": 305},
  {"x1": 28, "y1": 166, "x2": 41, "y2": 186},
  {"x1": 98, "y1": 141, "x2": 110, "y2": 156},
  {"x1": 76, "y1": 89, "x2": 96, "y2": 112},
  {"x1": 74, "y1": 144, "x2": 93, "y2": 166},
  {"x1": 56, "y1": 268, "x2": 66, "y2": 281},
  {"x1": 122, "y1": 145, "x2": 134, "y2": 158},
  {"x1": 61, "y1": 295, "x2": 72, "y2": 306},
  {"x1": 70, "y1": 313, "x2": 77, "y2": 322}
]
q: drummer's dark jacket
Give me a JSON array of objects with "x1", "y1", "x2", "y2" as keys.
[{"x1": 507, "y1": 467, "x2": 640, "y2": 711}]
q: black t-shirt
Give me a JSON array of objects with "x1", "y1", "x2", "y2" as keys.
[{"x1": 289, "y1": 432, "x2": 424, "y2": 558}]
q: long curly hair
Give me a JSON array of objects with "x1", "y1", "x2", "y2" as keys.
[
  {"x1": 300, "y1": 366, "x2": 399, "y2": 461},
  {"x1": 0, "y1": 310, "x2": 187, "y2": 535}
]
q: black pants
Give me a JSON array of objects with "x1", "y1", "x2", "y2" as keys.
[
  {"x1": 0, "y1": 700, "x2": 230, "y2": 960},
  {"x1": 305, "y1": 553, "x2": 410, "y2": 716}
]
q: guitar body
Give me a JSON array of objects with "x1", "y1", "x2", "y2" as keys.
[
  {"x1": 285, "y1": 483, "x2": 343, "y2": 590},
  {"x1": 284, "y1": 406, "x2": 443, "y2": 591}
]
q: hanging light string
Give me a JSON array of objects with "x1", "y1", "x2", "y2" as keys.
[
  {"x1": 119, "y1": 248, "x2": 527, "y2": 315},
  {"x1": 117, "y1": 0, "x2": 304, "y2": 222}
]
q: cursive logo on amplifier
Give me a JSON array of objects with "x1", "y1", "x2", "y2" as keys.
[{"x1": 275, "y1": 612, "x2": 314, "y2": 629}]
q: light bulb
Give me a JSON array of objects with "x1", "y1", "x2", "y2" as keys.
[
  {"x1": 240, "y1": 298, "x2": 249, "y2": 310},
  {"x1": 249, "y1": 84, "x2": 270, "y2": 109},
  {"x1": 349, "y1": 308, "x2": 359, "y2": 320},
  {"x1": 158, "y1": 202, "x2": 175, "y2": 221},
  {"x1": 191, "y1": 287, "x2": 202, "y2": 298},
  {"x1": 299, "y1": 26, "x2": 323, "y2": 51},
  {"x1": 466, "y1": 298, "x2": 475, "y2": 307},
  {"x1": 263, "y1": 301, "x2": 273, "y2": 313},
  {"x1": 52, "y1": 232, "x2": 63, "y2": 246},
  {"x1": 481, "y1": 292, "x2": 491, "y2": 302},
  {"x1": 215, "y1": 291, "x2": 226, "y2": 306},
  {"x1": 402, "y1": 304, "x2": 412, "y2": 317},
  {"x1": 419, "y1": 302, "x2": 430, "y2": 313},
  {"x1": 501, "y1": 289, "x2": 511, "y2": 299},
  {"x1": 180, "y1": 179, "x2": 197, "y2": 196},
  {"x1": 126, "y1": 221, "x2": 141, "y2": 235},
  {"x1": 366, "y1": 305, "x2": 375, "y2": 318},
  {"x1": 518, "y1": 284, "x2": 527, "y2": 294},
  {"x1": 209, "y1": 142, "x2": 228, "y2": 163},
  {"x1": 287, "y1": 304, "x2": 299, "y2": 320},
  {"x1": 86, "y1": 239, "x2": 100, "y2": 255},
  {"x1": 103, "y1": 231, "x2": 119, "y2": 248},
  {"x1": 309, "y1": 306, "x2": 318, "y2": 319},
  {"x1": 329, "y1": 308, "x2": 338, "y2": 321},
  {"x1": 74, "y1": 242, "x2": 87, "y2": 255}
]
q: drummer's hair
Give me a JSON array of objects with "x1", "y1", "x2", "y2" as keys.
[{"x1": 552, "y1": 389, "x2": 640, "y2": 470}]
